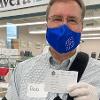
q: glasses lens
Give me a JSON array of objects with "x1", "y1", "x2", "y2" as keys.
[{"x1": 48, "y1": 15, "x2": 82, "y2": 31}]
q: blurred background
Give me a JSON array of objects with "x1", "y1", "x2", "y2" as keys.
[{"x1": 0, "y1": 0, "x2": 100, "y2": 98}]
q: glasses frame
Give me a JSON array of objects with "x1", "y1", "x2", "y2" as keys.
[{"x1": 47, "y1": 15, "x2": 83, "y2": 31}]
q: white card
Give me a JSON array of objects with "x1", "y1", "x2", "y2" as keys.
[
  {"x1": 27, "y1": 83, "x2": 48, "y2": 98},
  {"x1": 44, "y1": 69, "x2": 78, "y2": 93}
]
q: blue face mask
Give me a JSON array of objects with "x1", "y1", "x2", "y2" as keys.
[{"x1": 46, "y1": 24, "x2": 81, "y2": 54}]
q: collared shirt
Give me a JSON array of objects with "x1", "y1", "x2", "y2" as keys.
[
  {"x1": 49, "y1": 50, "x2": 77, "y2": 71},
  {"x1": 6, "y1": 52, "x2": 100, "y2": 100}
]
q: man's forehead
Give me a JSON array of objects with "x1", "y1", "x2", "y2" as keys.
[{"x1": 48, "y1": 1, "x2": 82, "y2": 19}]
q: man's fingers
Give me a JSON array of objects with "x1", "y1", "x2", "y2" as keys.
[
  {"x1": 68, "y1": 88, "x2": 89, "y2": 97},
  {"x1": 67, "y1": 82, "x2": 99, "y2": 100},
  {"x1": 74, "y1": 96, "x2": 87, "y2": 100},
  {"x1": 67, "y1": 82, "x2": 88, "y2": 92}
]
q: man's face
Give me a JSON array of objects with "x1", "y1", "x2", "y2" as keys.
[{"x1": 47, "y1": 1, "x2": 83, "y2": 33}]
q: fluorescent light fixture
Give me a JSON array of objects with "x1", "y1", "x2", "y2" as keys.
[
  {"x1": 0, "y1": 21, "x2": 47, "y2": 28},
  {"x1": 29, "y1": 30, "x2": 46, "y2": 34},
  {"x1": 82, "y1": 37, "x2": 100, "y2": 40},
  {"x1": 29, "y1": 30, "x2": 100, "y2": 35},
  {"x1": 84, "y1": 16, "x2": 100, "y2": 20},
  {"x1": 82, "y1": 33, "x2": 100, "y2": 36},
  {"x1": 83, "y1": 27, "x2": 100, "y2": 31},
  {"x1": 0, "y1": 19, "x2": 99, "y2": 32}
]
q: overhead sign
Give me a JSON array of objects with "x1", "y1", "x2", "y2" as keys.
[{"x1": 0, "y1": 0, "x2": 49, "y2": 12}]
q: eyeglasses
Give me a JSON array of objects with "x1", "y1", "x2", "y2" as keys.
[{"x1": 48, "y1": 15, "x2": 82, "y2": 31}]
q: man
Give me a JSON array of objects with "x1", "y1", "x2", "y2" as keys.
[{"x1": 5, "y1": 0, "x2": 100, "y2": 100}]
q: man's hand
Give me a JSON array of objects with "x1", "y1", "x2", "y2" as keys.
[{"x1": 67, "y1": 82, "x2": 99, "y2": 100}]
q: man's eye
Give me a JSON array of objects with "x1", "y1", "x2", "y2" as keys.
[
  {"x1": 68, "y1": 19, "x2": 78, "y2": 24},
  {"x1": 53, "y1": 18, "x2": 62, "y2": 22}
]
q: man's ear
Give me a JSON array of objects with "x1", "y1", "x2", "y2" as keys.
[
  {"x1": 46, "y1": 22, "x2": 49, "y2": 30},
  {"x1": 80, "y1": 22, "x2": 83, "y2": 33},
  {"x1": 45, "y1": 23, "x2": 48, "y2": 27},
  {"x1": 81, "y1": 21, "x2": 84, "y2": 31}
]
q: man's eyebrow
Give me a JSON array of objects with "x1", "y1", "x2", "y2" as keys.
[
  {"x1": 67, "y1": 16, "x2": 79, "y2": 19},
  {"x1": 50, "y1": 15, "x2": 62, "y2": 17},
  {"x1": 51, "y1": 15, "x2": 80, "y2": 19}
]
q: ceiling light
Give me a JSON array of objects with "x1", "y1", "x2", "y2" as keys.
[
  {"x1": 83, "y1": 27, "x2": 100, "y2": 31},
  {"x1": 82, "y1": 37, "x2": 100, "y2": 40},
  {"x1": 82, "y1": 33, "x2": 100, "y2": 36},
  {"x1": 29, "y1": 30, "x2": 46, "y2": 34},
  {"x1": 29, "y1": 29, "x2": 100, "y2": 34},
  {"x1": 0, "y1": 21, "x2": 47, "y2": 28},
  {"x1": 84, "y1": 16, "x2": 100, "y2": 20}
]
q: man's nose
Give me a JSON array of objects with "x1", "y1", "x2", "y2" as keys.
[{"x1": 62, "y1": 19, "x2": 67, "y2": 25}]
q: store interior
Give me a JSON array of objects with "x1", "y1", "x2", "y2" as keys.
[
  {"x1": 0, "y1": 1, "x2": 100, "y2": 98},
  {"x1": 0, "y1": 6, "x2": 100, "y2": 58}
]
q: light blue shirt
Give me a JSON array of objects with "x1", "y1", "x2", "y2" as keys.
[{"x1": 6, "y1": 52, "x2": 100, "y2": 100}]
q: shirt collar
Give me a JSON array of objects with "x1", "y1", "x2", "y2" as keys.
[{"x1": 49, "y1": 51, "x2": 77, "y2": 70}]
